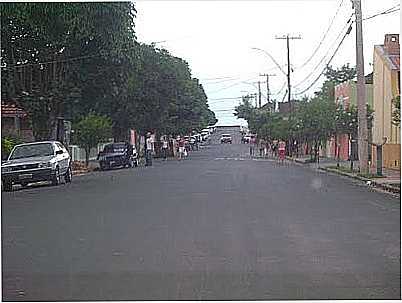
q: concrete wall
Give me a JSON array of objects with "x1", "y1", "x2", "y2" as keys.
[
  {"x1": 69, "y1": 142, "x2": 112, "y2": 162},
  {"x1": 371, "y1": 143, "x2": 401, "y2": 170}
]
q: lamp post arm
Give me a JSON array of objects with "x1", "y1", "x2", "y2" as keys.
[{"x1": 251, "y1": 47, "x2": 288, "y2": 77}]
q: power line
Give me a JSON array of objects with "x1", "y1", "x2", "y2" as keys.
[
  {"x1": 201, "y1": 76, "x2": 238, "y2": 81},
  {"x1": 273, "y1": 81, "x2": 288, "y2": 96},
  {"x1": 295, "y1": 22, "x2": 353, "y2": 96},
  {"x1": 281, "y1": 90, "x2": 288, "y2": 103},
  {"x1": 243, "y1": 81, "x2": 268, "y2": 101},
  {"x1": 208, "y1": 96, "x2": 243, "y2": 101},
  {"x1": 297, "y1": 0, "x2": 346, "y2": 70},
  {"x1": 294, "y1": 13, "x2": 354, "y2": 89},
  {"x1": 293, "y1": 3, "x2": 399, "y2": 96},
  {"x1": 363, "y1": 5, "x2": 400, "y2": 21},
  {"x1": 208, "y1": 76, "x2": 259, "y2": 94},
  {"x1": 204, "y1": 78, "x2": 241, "y2": 85},
  {"x1": 212, "y1": 109, "x2": 236, "y2": 112}
]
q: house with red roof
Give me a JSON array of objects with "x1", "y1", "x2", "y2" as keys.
[{"x1": 1, "y1": 102, "x2": 34, "y2": 142}]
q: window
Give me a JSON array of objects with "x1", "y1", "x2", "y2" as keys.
[{"x1": 10, "y1": 143, "x2": 54, "y2": 160}]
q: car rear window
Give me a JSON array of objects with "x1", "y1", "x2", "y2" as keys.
[{"x1": 103, "y1": 144, "x2": 126, "y2": 153}]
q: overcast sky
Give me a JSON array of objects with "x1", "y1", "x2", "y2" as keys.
[{"x1": 135, "y1": 0, "x2": 400, "y2": 126}]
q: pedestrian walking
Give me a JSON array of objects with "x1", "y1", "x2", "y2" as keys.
[
  {"x1": 161, "y1": 135, "x2": 169, "y2": 160},
  {"x1": 272, "y1": 140, "x2": 278, "y2": 157},
  {"x1": 249, "y1": 136, "x2": 256, "y2": 156},
  {"x1": 145, "y1": 132, "x2": 153, "y2": 166},
  {"x1": 264, "y1": 141, "x2": 269, "y2": 158},
  {"x1": 259, "y1": 138, "x2": 265, "y2": 157},
  {"x1": 178, "y1": 136, "x2": 185, "y2": 160},
  {"x1": 278, "y1": 139, "x2": 286, "y2": 164}
]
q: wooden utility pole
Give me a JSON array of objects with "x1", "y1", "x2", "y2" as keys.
[
  {"x1": 276, "y1": 34, "x2": 301, "y2": 116},
  {"x1": 353, "y1": 0, "x2": 369, "y2": 174},
  {"x1": 259, "y1": 73, "x2": 276, "y2": 103}
]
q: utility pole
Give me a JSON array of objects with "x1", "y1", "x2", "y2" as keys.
[
  {"x1": 257, "y1": 81, "x2": 262, "y2": 108},
  {"x1": 352, "y1": 0, "x2": 369, "y2": 174},
  {"x1": 260, "y1": 73, "x2": 276, "y2": 111},
  {"x1": 276, "y1": 34, "x2": 301, "y2": 116}
]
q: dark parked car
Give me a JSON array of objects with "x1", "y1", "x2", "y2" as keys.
[
  {"x1": 1, "y1": 141, "x2": 72, "y2": 191},
  {"x1": 97, "y1": 142, "x2": 138, "y2": 170}
]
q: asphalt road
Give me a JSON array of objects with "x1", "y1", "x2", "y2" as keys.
[{"x1": 2, "y1": 127, "x2": 400, "y2": 300}]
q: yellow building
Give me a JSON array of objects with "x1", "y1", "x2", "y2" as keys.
[{"x1": 372, "y1": 34, "x2": 400, "y2": 169}]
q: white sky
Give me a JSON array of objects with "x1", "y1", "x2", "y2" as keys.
[{"x1": 135, "y1": 0, "x2": 400, "y2": 126}]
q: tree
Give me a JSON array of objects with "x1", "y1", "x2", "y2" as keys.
[
  {"x1": 73, "y1": 113, "x2": 112, "y2": 166},
  {"x1": 1, "y1": 135, "x2": 23, "y2": 160},
  {"x1": 1, "y1": 2, "x2": 137, "y2": 140},
  {"x1": 314, "y1": 64, "x2": 357, "y2": 101},
  {"x1": 294, "y1": 97, "x2": 337, "y2": 160},
  {"x1": 2, "y1": 3, "x2": 216, "y2": 146}
]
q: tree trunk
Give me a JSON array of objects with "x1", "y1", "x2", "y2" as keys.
[
  {"x1": 336, "y1": 133, "x2": 340, "y2": 168},
  {"x1": 85, "y1": 146, "x2": 90, "y2": 167}
]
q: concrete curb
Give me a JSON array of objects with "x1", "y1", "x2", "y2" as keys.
[
  {"x1": 320, "y1": 167, "x2": 400, "y2": 194},
  {"x1": 286, "y1": 156, "x2": 314, "y2": 164},
  {"x1": 72, "y1": 170, "x2": 90, "y2": 176}
]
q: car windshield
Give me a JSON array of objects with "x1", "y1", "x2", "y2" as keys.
[{"x1": 9, "y1": 143, "x2": 54, "y2": 160}]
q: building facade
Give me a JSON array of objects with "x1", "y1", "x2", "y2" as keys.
[
  {"x1": 1, "y1": 102, "x2": 34, "y2": 142},
  {"x1": 371, "y1": 34, "x2": 400, "y2": 170},
  {"x1": 326, "y1": 78, "x2": 373, "y2": 161}
]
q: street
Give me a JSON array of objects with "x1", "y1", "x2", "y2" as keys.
[{"x1": 2, "y1": 127, "x2": 400, "y2": 300}]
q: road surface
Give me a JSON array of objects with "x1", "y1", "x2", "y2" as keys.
[{"x1": 2, "y1": 127, "x2": 400, "y2": 300}]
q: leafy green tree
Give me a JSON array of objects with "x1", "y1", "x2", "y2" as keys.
[
  {"x1": 1, "y1": 3, "x2": 215, "y2": 144},
  {"x1": 73, "y1": 113, "x2": 112, "y2": 166},
  {"x1": 315, "y1": 64, "x2": 356, "y2": 101},
  {"x1": 1, "y1": 136, "x2": 23, "y2": 160},
  {"x1": 1, "y1": 2, "x2": 137, "y2": 140}
]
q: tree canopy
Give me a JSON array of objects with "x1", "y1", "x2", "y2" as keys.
[{"x1": 1, "y1": 2, "x2": 216, "y2": 143}]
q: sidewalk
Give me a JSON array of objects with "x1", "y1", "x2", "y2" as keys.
[{"x1": 287, "y1": 155, "x2": 401, "y2": 194}]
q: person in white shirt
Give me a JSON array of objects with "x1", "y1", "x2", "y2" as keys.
[
  {"x1": 161, "y1": 135, "x2": 169, "y2": 160},
  {"x1": 145, "y1": 133, "x2": 153, "y2": 166}
]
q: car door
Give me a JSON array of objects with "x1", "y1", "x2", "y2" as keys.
[{"x1": 55, "y1": 143, "x2": 69, "y2": 174}]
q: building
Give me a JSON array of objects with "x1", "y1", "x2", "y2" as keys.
[
  {"x1": 278, "y1": 100, "x2": 301, "y2": 114},
  {"x1": 326, "y1": 75, "x2": 373, "y2": 161},
  {"x1": 1, "y1": 102, "x2": 34, "y2": 142},
  {"x1": 371, "y1": 34, "x2": 400, "y2": 169}
]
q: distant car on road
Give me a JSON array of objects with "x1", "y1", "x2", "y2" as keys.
[
  {"x1": 97, "y1": 142, "x2": 137, "y2": 170},
  {"x1": 242, "y1": 135, "x2": 250, "y2": 144},
  {"x1": 201, "y1": 129, "x2": 210, "y2": 142},
  {"x1": 242, "y1": 134, "x2": 255, "y2": 144},
  {"x1": 220, "y1": 134, "x2": 232, "y2": 144},
  {"x1": 1, "y1": 141, "x2": 72, "y2": 191}
]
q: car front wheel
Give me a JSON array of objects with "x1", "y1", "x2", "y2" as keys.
[
  {"x1": 128, "y1": 158, "x2": 135, "y2": 168},
  {"x1": 3, "y1": 181, "x2": 12, "y2": 192},
  {"x1": 65, "y1": 166, "x2": 72, "y2": 183},
  {"x1": 51, "y1": 167, "x2": 61, "y2": 186}
]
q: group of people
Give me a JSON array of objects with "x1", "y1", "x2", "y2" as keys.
[
  {"x1": 247, "y1": 138, "x2": 287, "y2": 162},
  {"x1": 144, "y1": 134, "x2": 199, "y2": 166}
]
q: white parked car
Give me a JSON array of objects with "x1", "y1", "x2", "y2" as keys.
[{"x1": 1, "y1": 141, "x2": 72, "y2": 191}]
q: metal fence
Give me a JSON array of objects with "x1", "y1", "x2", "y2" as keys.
[{"x1": 68, "y1": 142, "x2": 112, "y2": 162}]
